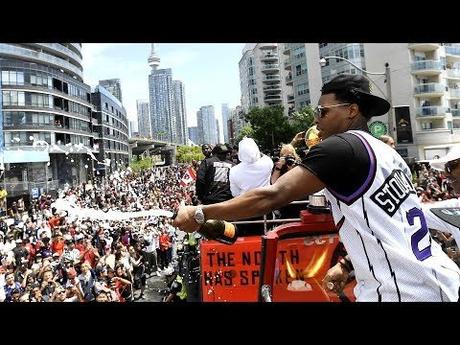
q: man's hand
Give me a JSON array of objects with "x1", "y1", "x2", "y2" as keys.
[
  {"x1": 274, "y1": 157, "x2": 285, "y2": 170},
  {"x1": 290, "y1": 131, "x2": 305, "y2": 147},
  {"x1": 322, "y1": 262, "x2": 350, "y2": 295},
  {"x1": 172, "y1": 206, "x2": 200, "y2": 233}
]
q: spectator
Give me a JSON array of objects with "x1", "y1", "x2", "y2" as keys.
[
  {"x1": 196, "y1": 144, "x2": 234, "y2": 205},
  {"x1": 230, "y1": 137, "x2": 273, "y2": 197},
  {"x1": 379, "y1": 135, "x2": 395, "y2": 149},
  {"x1": 201, "y1": 144, "x2": 212, "y2": 159}
]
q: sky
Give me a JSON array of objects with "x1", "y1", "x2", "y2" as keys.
[{"x1": 81, "y1": 43, "x2": 245, "y2": 141}]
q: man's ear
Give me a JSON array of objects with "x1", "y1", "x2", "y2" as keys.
[{"x1": 348, "y1": 104, "x2": 360, "y2": 119}]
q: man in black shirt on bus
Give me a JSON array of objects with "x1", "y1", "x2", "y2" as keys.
[{"x1": 196, "y1": 144, "x2": 234, "y2": 205}]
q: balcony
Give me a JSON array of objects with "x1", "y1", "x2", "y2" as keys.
[
  {"x1": 450, "y1": 88, "x2": 460, "y2": 99},
  {"x1": 415, "y1": 106, "x2": 446, "y2": 118},
  {"x1": 261, "y1": 64, "x2": 280, "y2": 73},
  {"x1": 413, "y1": 83, "x2": 445, "y2": 97},
  {"x1": 283, "y1": 46, "x2": 291, "y2": 55},
  {"x1": 411, "y1": 60, "x2": 442, "y2": 76},
  {"x1": 408, "y1": 43, "x2": 439, "y2": 52},
  {"x1": 263, "y1": 75, "x2": 281, "y2": 83},
  {"x1": 32, "y1": 43, "x2": 83, "y2": 69},
  {"x1": 261, "y1": 53, "x2": 278, "y2": 62},
  {"x1": 284, "y1": 60, "x2": 292, "y2": 70},
  {"x1": 0, "y1": 43, "x2": 83, "y2": 79},
  {"x1": 49, "y1": 144, "x2": 93, "y2": 154},
  {"x1": 263, "y1": 85, "x2": 282, "y2": 93},
  {"x1": 259, "y1": 43, "x2": 277, "y2": 50},
  {"x1": 446, "y1": 69, "x2": 460, "y2": 80},
  {"x1": 452, "y1": 109, "x2": 460, "y2": 117},
  {"x1": 285, "y1": 75, "x2": 293, "y2": 85},
  {"x1": 287, "y1": 95, "x2": 295, "y2": 103},
  {"x1": 415, "y1": 128, "x2": 454, "y2": 146},
  {"x1": 3, "y1": 84, "x2": 92, "y2": 107},
  {"x1": 264, "y1": 94, "x2": 282, "y2": 102},
  {"x1": 445, "y1": 46, "x2": 460, "y2": 59}
]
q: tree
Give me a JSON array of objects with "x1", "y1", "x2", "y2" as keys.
[
  {"x1": 176, "y1": 145, "x2": 204, "y2": 163},
  {"x1": 244, "y1": 105, "x2": 292, "y2": 152},
  {"x1": 288, "y1": 106, "x2": 315, "y2": 135},
  {"x1": 130, "y1": 156, "x2": 153, "y2": 172},
  {"x1": 235, "y1": 124, "x2": 254, "y2": 144}
]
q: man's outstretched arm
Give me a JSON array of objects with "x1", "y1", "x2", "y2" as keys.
[{"x1": 173, "y1": 165, "x2": 325, "y2": 232}]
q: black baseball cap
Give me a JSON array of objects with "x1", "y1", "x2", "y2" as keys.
[{"x1": 321, "y1": 74, "x2": 390, "y2": 117}]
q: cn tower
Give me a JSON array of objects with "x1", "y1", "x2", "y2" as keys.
[{"x1": 148, "y1": 43, "x2": 160, "y2": 70}]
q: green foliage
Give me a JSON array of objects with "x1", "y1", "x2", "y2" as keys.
[
  {"x1": 244, "y1": 105, "x2": 290, "y2": 151},
  {"x1": 176, "y1": 145, "x2": 204, "y2": 163},
  {"x1": 130, "y1": 156, "x2": 153, "y2": 172},
  {"x1": 235, "y1": 124, "x2": 254, "y2": 144},
  {"x1": 243, "y1": 105, "x2": 315, "y2": 152},
  {"x1": 289, "y1": 106, "x2": 315, "y2": 134}
]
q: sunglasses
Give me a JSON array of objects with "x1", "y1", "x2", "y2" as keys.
[
  {"x1": 313, "y1": 103, "x2": 351, "y2": 119},
  {"x1": 445, "y1": 159, "x2": 460, "y2": 174}
]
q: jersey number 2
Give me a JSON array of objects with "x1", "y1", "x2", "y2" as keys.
[{"x1": 406, "y1": 207, "x2": 432, "y2": 261}]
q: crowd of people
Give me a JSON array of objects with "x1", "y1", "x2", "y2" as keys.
[
  {"x1": 0, "y1": 165, "x2": 195, "y2": 302},
  {"x1": 413, "y1": 163, "x2": 457, "y2": 202}
]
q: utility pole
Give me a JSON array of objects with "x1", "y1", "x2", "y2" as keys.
[{"x1": 385, "y1": 62, "x2": 396, "y2": 142}]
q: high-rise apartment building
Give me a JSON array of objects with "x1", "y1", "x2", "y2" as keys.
[
  {"x1": 99, "y1": 78, "x2": 122, "y2": 103},
  {"x1": 279, "y1": 42, "x2": 460, "y2": 160},
  {"x1": 239, "y1": 43, "x2": 290, "y2": 114},
  {"x1": 172, "y1": 80, "x2": 187, "y2": 145},
  {"x1": 147, "y1": 44, "x2": 187, "y2": 145},
  {"x1": 197, "y1": 105, "x2": 217, "y2": 145},
  {"x1": 91, "y1": 85, "x2": 129, "y2": 174},
  {"x1": 0, "y1": 43, "x2": 95, "y2": 196},
  {"x1": 136, "y1": 99, "x2": 151, "y2": 138},
  {"x1": 221, "y1": 103, "x2": 230, "y2": 143},
  {"x1": 188, "y1": 126, "x2": 199, "y2": 145}
]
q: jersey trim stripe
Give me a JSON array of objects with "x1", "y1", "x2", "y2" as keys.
[
  {"x1": 377, "y1": 238, "x2": 402, "y2": 301},
  {"x1": 356, "y1": 229, "x2": 382, "y2": 301},
  {"x1": 327, "y1": 131, "x2": 377, "y2": 205}
]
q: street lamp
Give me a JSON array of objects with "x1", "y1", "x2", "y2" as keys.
[{"x1": 319, "y1": 56, "x2": 395, "y2": 141}]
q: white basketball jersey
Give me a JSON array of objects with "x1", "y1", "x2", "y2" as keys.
[{"x1": 324, "y1": 130, "x2": 460, "y2": 301}]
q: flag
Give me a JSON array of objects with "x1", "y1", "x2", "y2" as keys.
[
  {"x1": 179, "y1": 167, "x2": 197, "y2": 187},
  {"x1": 187, "y1": 167, "x2": 197, "y2": 181}
]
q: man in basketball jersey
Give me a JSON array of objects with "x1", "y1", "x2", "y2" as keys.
[{"x1": 174, "y1": 74, "x2": 460, "y2": 301}]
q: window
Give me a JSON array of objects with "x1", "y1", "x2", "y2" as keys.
[
  {"x1": 1, "y1": 71, "x2": 24, "y2": 85},
  {"x1": 296, "y1": 83, "x2": 309, "y2": 96},
  {"x1": 295, "y1": 65, "x2": 302, "y2": 76},
  {"x1": 2, "y1": 91, "x2": 25, "y2": 106}
]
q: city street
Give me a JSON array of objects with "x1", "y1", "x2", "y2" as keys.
[{"x1": 134, "y1": 273, "x2": 168, "y2": 302}]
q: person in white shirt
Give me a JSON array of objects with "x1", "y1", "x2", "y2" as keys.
[
  {"x1": 143, "y1": 228, "x2": 160, "y2": 276},
  {"x1": 229, "y1": 137, "x2": 273, "y2": 197},
  {"x1": 229, "y1": 137, "x2": 274, "y2": 235}
]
